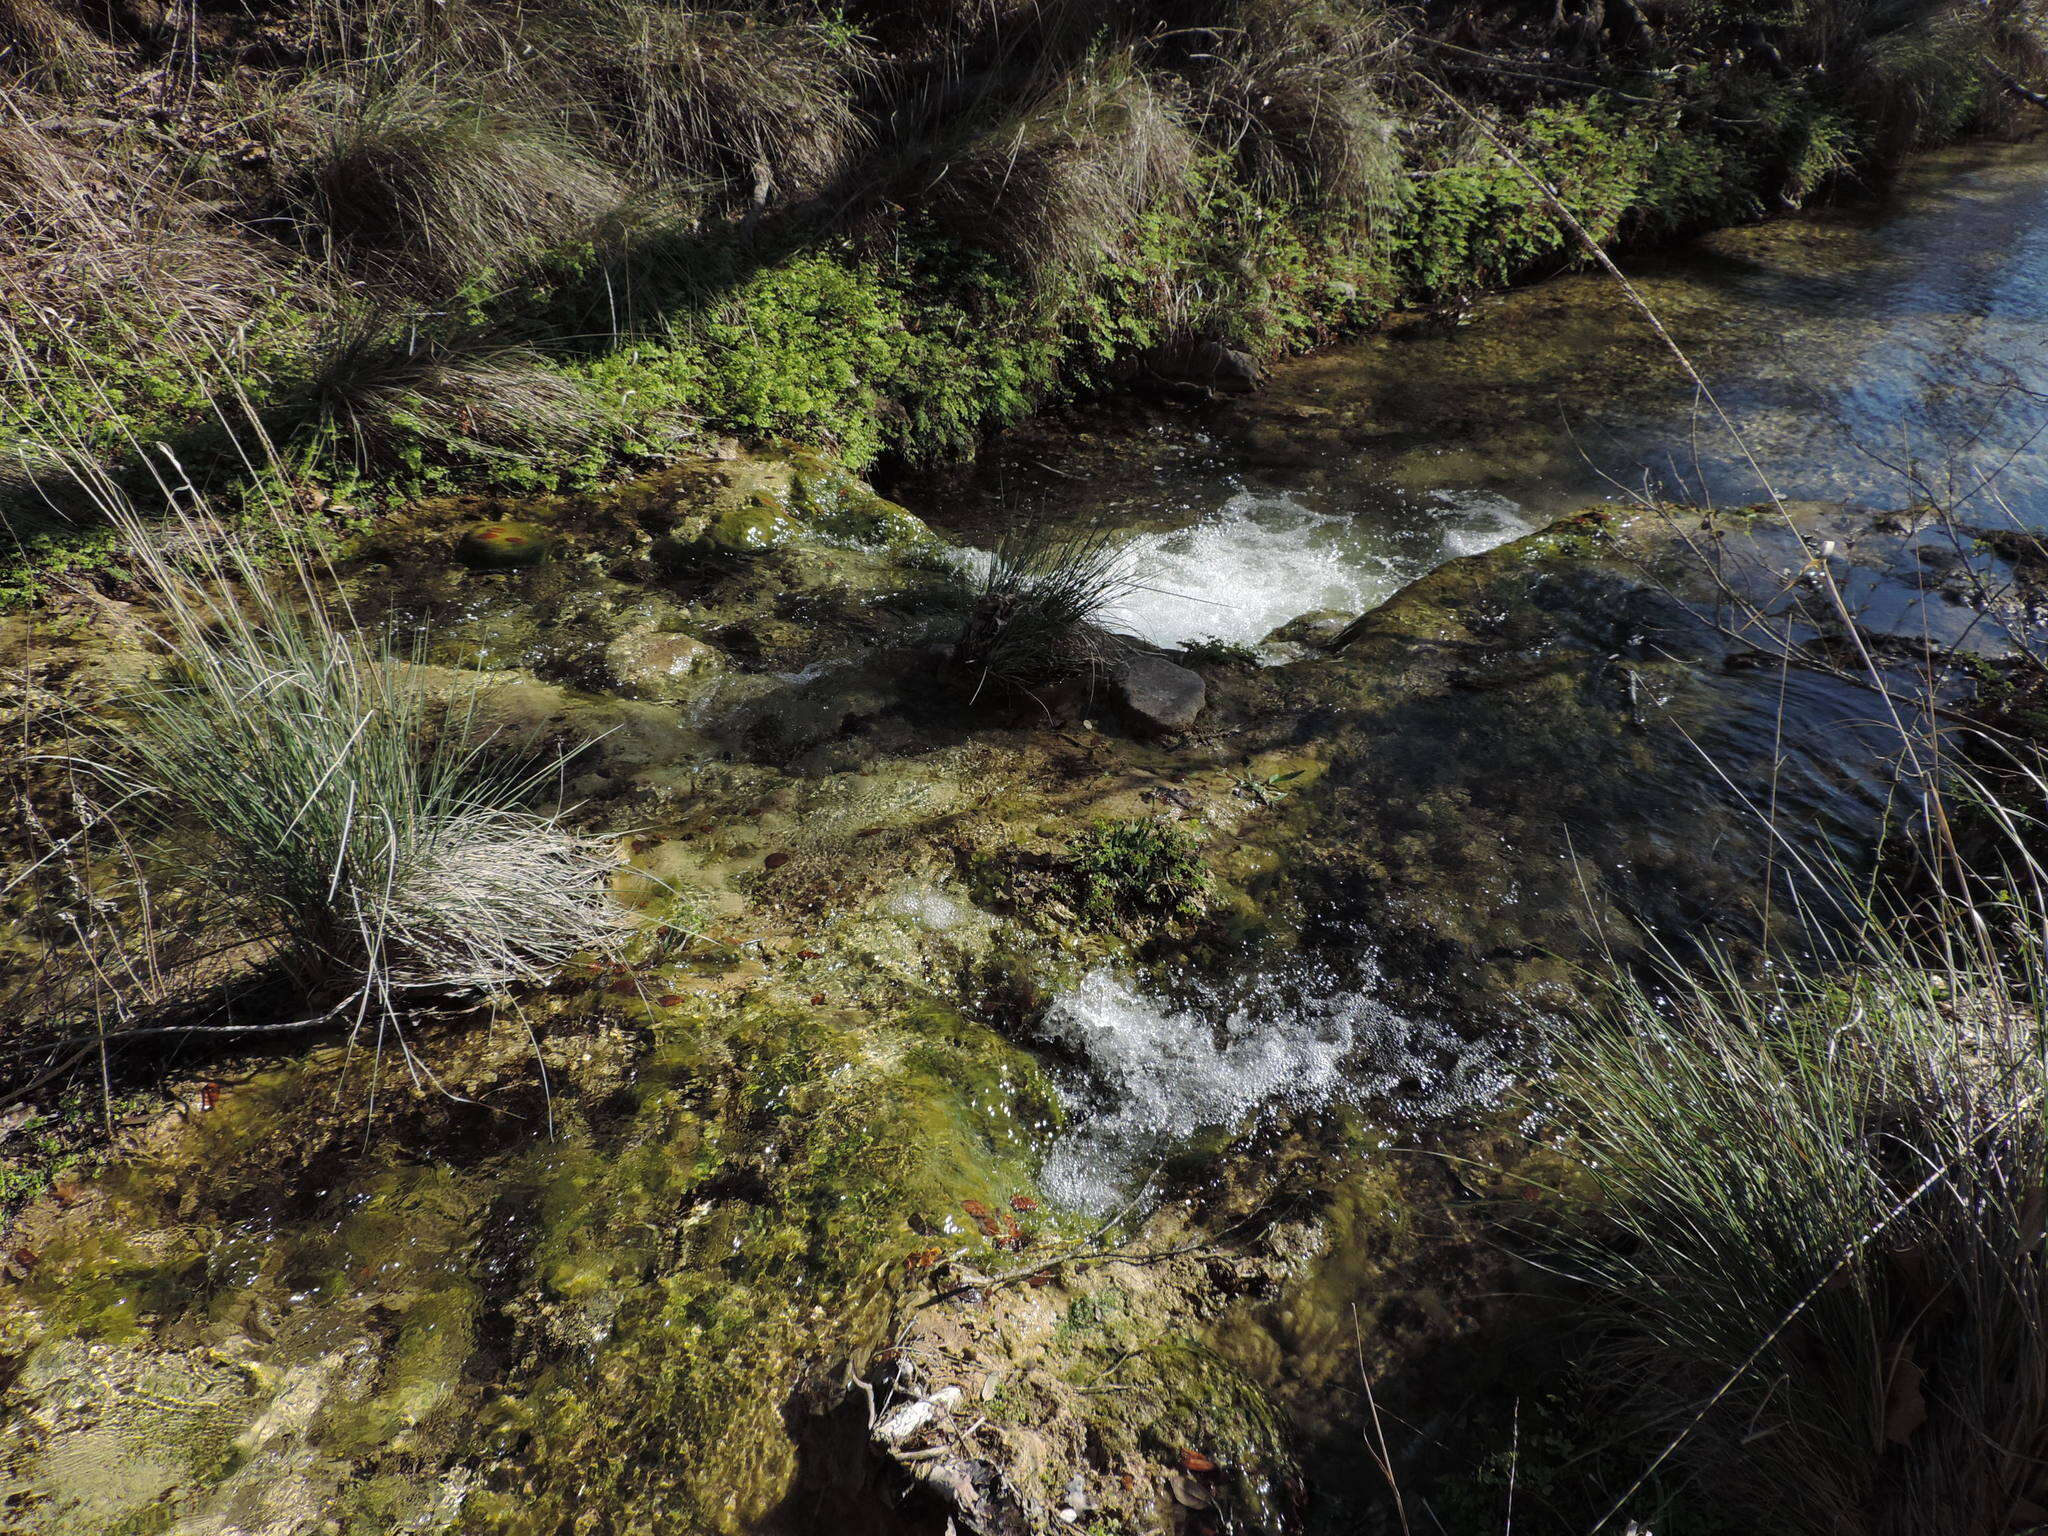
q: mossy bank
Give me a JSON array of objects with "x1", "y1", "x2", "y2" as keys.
[{"x1": 5, "y1": 0, "x2": 2044, "y2": 599}]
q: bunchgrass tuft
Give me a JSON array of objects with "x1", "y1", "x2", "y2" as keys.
[
  {"x1": 951, "y1": 516, "x2": 1135, "y2": 700},
  {"x1": 292, "y1": 311, "x2": 603, "y2": 470},
  {"x1": 83, "y1": 488, "x2": 631, "y2": 1024},
  {"x1": 552, "y1": 0, "x2": 874, "y2": 199},
  {"x1": 922, "y1": 50, "x2": 1198, "y2": 291},
  {"x1": 1544, "y1": 793, "x2": 2048, "y2": 1534},
  {"x1": 289, "y1": 73, "x2": 627, "y2": 292},
  {"x1": 1187, "y1": 0, "x2": 1405, "y2": 210}
]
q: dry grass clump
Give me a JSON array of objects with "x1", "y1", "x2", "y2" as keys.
[
  {"x1": 1548, "y1": 813, "x2": 2048, "y2": 1536},
  {"x1": 0, "y1": 109, "x2": 285, "y2": 344},
  {"x1": 296, "y1": 314, "x2": 602, "y2": 469},
  {"x1": 922, "y1": 51, "x2": 1199, "y2": 289},
  {"x1": 0, "y1": 0, "x2": 107, "y2": 79},
  {"x1": 82, "y1": 490, "x2": 631, "y2": 1020},
  {"x1": 287, "y1": 73, "x2": 628, "y2": 291},
  {"x1": 548, "y1": 0, "x2": 875, "y2": 199},
  {"x1": 1182, "y1": 0, "x2": 1406, "y2": 210}
]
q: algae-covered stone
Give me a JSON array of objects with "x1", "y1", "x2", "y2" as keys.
[
  {"x1": 690, "y1": 498, "x2": 799, "y2": 557},
  {"x1": 790, "y1": 454, "x2": 939, "y2": 550},
  {"x1": 1265, "y1": 608, "x2": 1357, "y2": 648},
  {"x1": 604, "y1": 629, "x2": 725, "y2": 703},
  {"x1": 456, "y1": 520, "x2": 549, "y2": 570}
]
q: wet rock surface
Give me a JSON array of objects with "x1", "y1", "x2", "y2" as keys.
[
  {"x1": 1, "y1": 430, "x2": 2037, "y2": 1535},
  {"x1": 1108, "y1": 649, "x2": 1208, "y2": 735}
]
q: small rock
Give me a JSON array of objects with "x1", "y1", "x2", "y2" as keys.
[
  {"x1": 1110, "y1": 651, "x2": 1206, "y2": 735},
  {"x1": 874, "y1": 1386, "x2": 963, "y2": 1447},
  {"x1": 603, "y1": 630, "x2": 724, "y2": 702},
  {"x1": 1145, "y1": 336, "x2": 1263, "y2": 395},
  {"x1": 1265, "y1": 608, "x2": 1358, "y2": 649},
  {"x1": 456, "y1": 520, "x2": 549, "y2": 570}
]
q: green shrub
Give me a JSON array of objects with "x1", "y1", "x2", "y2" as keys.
[{"x1": 1066, "y1": 817, "x2": 1209, "y2": 927}]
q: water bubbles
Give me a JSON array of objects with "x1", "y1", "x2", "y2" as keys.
[{"x1": 1035, "y1": 962, "x2": 1516, "y2": 1211}]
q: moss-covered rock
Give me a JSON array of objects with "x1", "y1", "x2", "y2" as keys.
[{"x1": 456, "y1": 520, "x2": 550, "y2": 570}]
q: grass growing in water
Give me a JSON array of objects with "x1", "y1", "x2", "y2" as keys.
[{"x1": 951, "y1": 518, "x2": 1136, "y2": 701}]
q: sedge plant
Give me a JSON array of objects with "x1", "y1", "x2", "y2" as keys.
[{"x1": 1541, "y1": 766, "x2": 2048, "y2": 1536}]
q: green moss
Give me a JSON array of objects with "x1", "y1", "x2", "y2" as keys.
[{"x1": 465, "y1": 993, "x2": 1059, "y2": 1533}]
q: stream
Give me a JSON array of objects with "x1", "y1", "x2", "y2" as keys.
[
  {"x1": 911, "y1": 136, "x2": 2048, "y2": 1211},
  {"x1": 5, "y1": 138, "x2": 2047, "y2": 1536}
]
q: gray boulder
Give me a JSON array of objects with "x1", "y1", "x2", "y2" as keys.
[{"x1": 1110, "y1": 651, "x2": 1206, "y2": 734}]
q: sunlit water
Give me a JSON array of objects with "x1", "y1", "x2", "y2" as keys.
[
  {"x1": 1038, "y1": 965, "x2": 1515, "y2": 1212},
  {"x1": 1099, "y1": 488, "x2": 1528, "y2": 650}
]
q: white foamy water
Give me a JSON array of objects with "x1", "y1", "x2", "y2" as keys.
[
  {"x1": 1101, "y1": 489, "x2": 1530, "y2": 651},
  {"x1": 1037, "y1": 964, "x2": 1515, "y2": 1211},
  {"x1": 949, "y1": 488, "x2": 1530, "y2": 656}
]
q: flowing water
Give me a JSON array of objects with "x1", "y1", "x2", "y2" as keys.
[
  {"x1": 907, "y1": 137, "x2": 2048, "y2": 1202},
  {"x1": 11, "y1": 140, "x2": 2048, "y2": 1534}
]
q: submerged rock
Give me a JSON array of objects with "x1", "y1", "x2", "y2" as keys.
[
  {"x1": 689, "y1": 499, "x2": 800, "y2": 557},
  {"x1": 603, "y1": 629, "x2": 725, "y2": 702},
  {"x1": 456, "y1": 520, "x2": 549, "y2": 570},
  {"x1": 1109, "y1": 650, "x2": 1207, "y2": 734}
]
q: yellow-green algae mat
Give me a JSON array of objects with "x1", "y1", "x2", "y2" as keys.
[{"x1": 0, "y1": 986, "x2": 1060, "y2": 1534}]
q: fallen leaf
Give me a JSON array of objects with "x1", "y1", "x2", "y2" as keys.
[
  {"x1": 904, "y1": 1247, "x2": 942, "y2": 1273},
  {"x1": 1009, "y1": 1194, "x2": 1040, "y2": 1211},
  {"x1": 810, "y1": 994, "x2": 826, "y2": 1005},
  {"x1": 199, "y1": 1083, "x2": 220, "y2": 1111},
  {"x1": 763, "y1": 851, "x2": 791, "y2": 870},
  {"x1": 1026, "y1": 1272, "x2": 1053, "y2": 1288},
  {"x1": 797, "y1": 949, "x2": 824, "y2": 960},
  {"x1": 658, "y1": 994, "x2": 685, "y2": 1007},
  {"x1": 1179, "y1": 1449, "x2": 1218, "y2": 1474}
]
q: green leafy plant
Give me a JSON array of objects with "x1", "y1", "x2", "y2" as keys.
[
  {"x1": 1181, "y1": 635, "x2": 1263, "y2": 667},
  {"x1": 1065, "y1": 817, "x2": 1209, "y2": 928}
]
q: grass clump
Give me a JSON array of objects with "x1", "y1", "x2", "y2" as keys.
[
  {"x1": 92, "y1": 492, "x2": 630, "y2": 1021},
  {"x1": 1067, "y1": 817, "x2": 1209, "y2": 928},
  {"x1": 950, "y1": 519, "x2": 1135, "y2": 700},
  {"x1": 1545, "y1": 861, "x2": 2048, "y2": 1534},
  {"x1": 920, "y1": 49, "x2": 1200, "y2": 294},
  {"x1": 290, "y1": 313, "x2": 604, "y2": 476},
  {"x1": 551, "y1": 0, "x2": 873, "y2": 197},
  {"x1": 287, "y1": 74, "x2": 627, "y2": 293}
]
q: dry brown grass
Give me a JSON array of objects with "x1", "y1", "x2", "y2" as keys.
[
  {"x1": 1182, "y1": 0, "x2": 1406, "y2": 209},
  {"x1": 921, "y1": 50, "x2": 1199, "y2": 290},
  {"x1": 286, "y1": 72, "x2": 628, "y2": 292},
  {"x1": 547, "y1": 0, "x2": 875, "y2": 199},
  {"x1": 0, "y1": 0, "x2": 107, "y2": 79}
]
